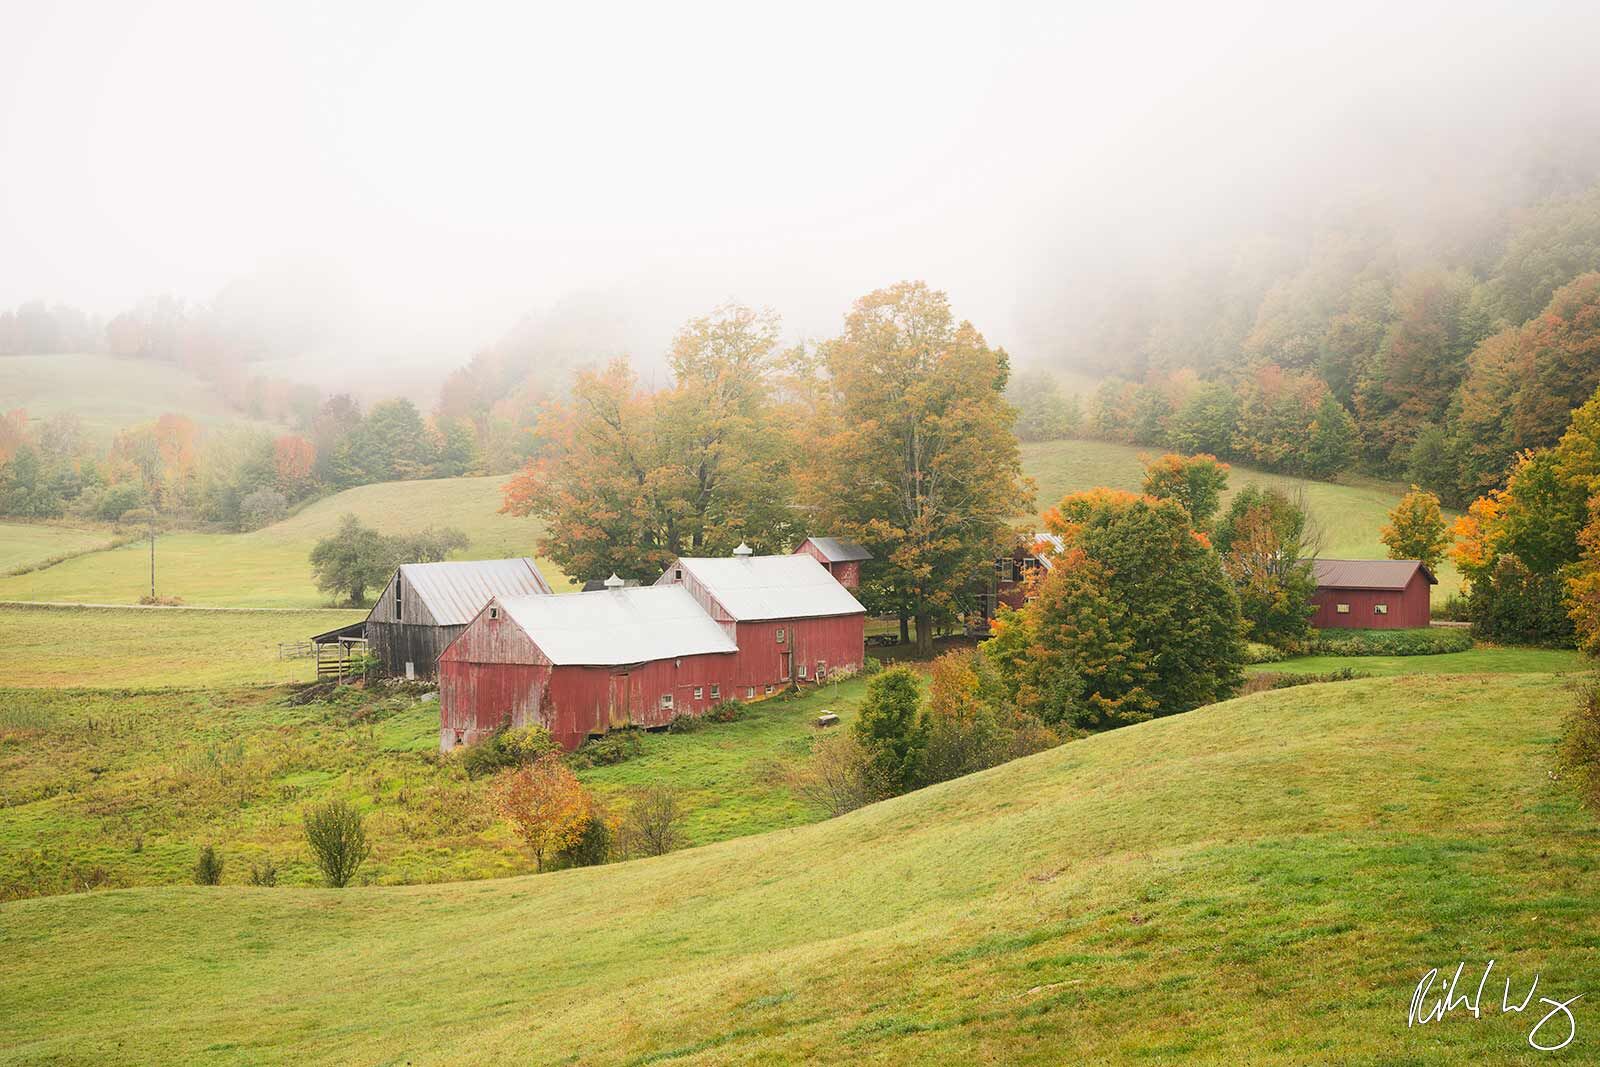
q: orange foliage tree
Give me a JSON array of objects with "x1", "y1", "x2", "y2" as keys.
[{"x1": 491, "y1": 753, "x2": 594, "y2": 872}]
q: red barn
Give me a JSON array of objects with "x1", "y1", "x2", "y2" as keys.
[
  {"x1": 658, "y1": 545, "x2": 867, "y2": 690},
  {"x1": 438, "y1": 582, "x2": 739, "y2": 751},
  {"x1": 1310, "y1": 559, "x2": 1436, "y2": 630},
  {"x1": 438, "y1": 548, "x2": 867, "y2": 751},
  {"x1": 793, "y1": 536, "x2": 872, "y2": 589}
]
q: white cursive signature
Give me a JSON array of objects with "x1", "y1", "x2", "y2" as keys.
[{"x1": 1409, "y1": 960, "x2": 1583, "y2": 1052}]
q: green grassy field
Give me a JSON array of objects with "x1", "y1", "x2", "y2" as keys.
[
  {"x1": 0, "y1": 604, "x2": 364, "y2": 687},
  {"x1": 0, "y1": 475, "x2": 566, "y2": 607},
  {"x1": 0, "y1": 521, "x2": 115, "y2": 573},
  {"x1": 0, "y1": 354, "x2": 281, "y2": 444},
  {"x1": 1250, "y1": 645, "x2": 1585, "y2": 677},
  {"x1": 0, "y1": 677, "x2": 869, "y2": 899},
  {"x1": 1, "y1": 440, "x2": 1449, "y2": 609},
  {"x1": 2, "y1": 671, "x2": 1594, "y2": 1063},
  {"x1": 1022, "y1": 439, "x2": 1465, "y2": 599}
]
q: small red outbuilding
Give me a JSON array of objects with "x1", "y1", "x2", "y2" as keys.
[
  {"x1": 1310, "y1": 559, "x2": 1436, "y2": 630},
  {"x1": 792, "y1": 536, "x2": 872, "y2": 590}
]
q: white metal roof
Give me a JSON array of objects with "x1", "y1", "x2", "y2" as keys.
[
  {"x1": 798, "y1": 536, "x2": 872, "y2": 563},
  {"x1": 667, "y1": 553, "x2": 867, "y2": 621},
  {"x1": 497, "y1": 585, "x2": 737, "y2": 665},
  {"x1": 398, "y1": 558, "x2": 553, "y2": 625}
]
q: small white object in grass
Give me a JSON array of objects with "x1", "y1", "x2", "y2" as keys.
[{"x1": 815, "y1": 711, "x2": 840, "y2": 728}]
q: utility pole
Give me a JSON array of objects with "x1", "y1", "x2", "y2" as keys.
[{"x1": 148, "y1": 526, "x2": 156, "y2": 601}]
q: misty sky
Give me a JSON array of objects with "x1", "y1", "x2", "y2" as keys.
[{"x1": 3, "y1": 1, "x2": 1595, "y2": 369}]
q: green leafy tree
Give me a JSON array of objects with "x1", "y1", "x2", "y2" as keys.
[
  {"x1": 803, "y1": 282, "x2": 1032, "y2": 655},
  {"x1": 1140, "y1": 453, "x2": 1229, "y2": 528},
  {"x1": 851, "y1": 667, "x2": 928, "y2": 796},
  {"x1": 1167, "y1": 382, "x2": 1238, "y2": 456},
  {"x1": 309, "y1": 514, "x2": 396, "y2": 605},
  {"x1": 1305, "y1": 394, "x2": 1357, "y2": 478},
  {"x1": 1213, "y1": 487, "x2": 1318, "y2": 648},
  {"x1": 1000, "y1": 491, "x2": 1244, "y2": 730},
  {"x1": 1379, "y1": 487, "x2": 1451, "y2": 571},
  {"x1": 302, "y1": 799, "x2": 371, "y2": 888}
]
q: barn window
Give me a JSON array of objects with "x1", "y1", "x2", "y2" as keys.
[
  {"x1": 776, "y1": 628, "x2": 786, "y2": 643},
  {"x1": 394, "y1": 578, "x2": 403, "y2": 618},
  {"x1": 489, "y1": 606, "x2": 500, "y2": 620},
  {"x1": 660, "y1": 693, "x2": 674, "y2": 710},
  {"x1": 816, "y1": 662, "x2": 827, "y2": 680},
  {"x1": 694, "y1": 686, "x2": 703, "y2": 700},
  {"x1": 764, "y1": 685, "x2": 774, "y2": 695},
  {"x1": 798, "y1": 662, "x2": 808, "y2": 679},
  {"x1": 710, "y1": 684, "x2": 720, "y2": 699},
  {"x1": 1374, "y1": 603, "x2": 1389, "y2": 615},
  {"x1": 746, "y1": 686, "x2": 756, "y2": 699},
  {"x1": 1336, "y1": 603, "x2": 1350, "y2": 614},
  {"x1": 674, "y1": 568, "x2": 682, "y2": 581}
]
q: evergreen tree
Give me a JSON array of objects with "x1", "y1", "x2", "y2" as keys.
[{"x1": 851, "y1": 667, "x2": 928, "y2": 796}]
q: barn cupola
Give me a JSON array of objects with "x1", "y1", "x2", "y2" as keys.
[
  {"x1": 733, "y1": 542, "x2": 753, "y2": 558},
  {"x1": 604, "y1": 573, "x2": 625, "y2": 590}
]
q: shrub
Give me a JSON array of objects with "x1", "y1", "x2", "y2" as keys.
[
  {"x1": 619, "y1": 784, "x2": 685, "y2": 857},
  {"x1": 1242, "y1": 667, "x2": 1370, "y2": 694},
  {"x1": 1243, "y1": 642, "x2": 1286, "y2": 664},
  {"x1": 567, "y1": 731, "x2": 643, "y2": 769},
  {"x1": 1557, "y1": 678, "x2": 1600, "y2": 815},
  {"x1": 303, "y1": 799, "x2": 371, "y2": 887},
  {"x1": 460, "y1": 723, "x2": 560, "y2": 779},
  {"x1": 248, "y1": 859, "x2": 279, "y2": 887},
  {"x1": 704, "y1": 700, "x2": 743, "y2": 724},
  {"x1": 1469, "y1": 555, "x2": 1576, "y2": 647},
  {"x1": 192, "y1": 845, "x2": 224, "y2": 886},
  {"x1": 557, "y1": 811, "x2": 614, "y2": 868},
  {"x1": 851, "y1": 667, "x2": 927, "y2": 796},
  {"x1": 1431, "y1": 594, "x2": 1470, "y2": 622},
  {"x1": 1306, "y1": 628, "x2": 1473, "y2": 657},
  {"x1": 784, "y1": 732, "x2": 880, "y2": 817},
  {"x1": 862, "y1": 656, "x2": 884, "y2": 677},
  {"x1": 491, "y1": 753, "x2": 592, "y2": 872}
]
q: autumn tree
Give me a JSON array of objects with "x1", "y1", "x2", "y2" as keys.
[
  {"x1": 996, "y1": 490, "x2": 1244, "y2": 730},
  {"x1": 492, "y1": 754, "x2": 594, "y2": 872},
  {"x1": 801, "y1": 282, "x2": 1032, "y2": 654},
  {"x1": 503, "y1": 305, "x2": 795, "y2": 583},
  {"x1": 1213, "y1": 486, "x2": 1317, "y2": 648},
  {"x1": 1140, "y1": 453, "x2": 1229, "y2": 528},
  {"x1": 1379, "y1": 487, "x2": 1451, "y2": 570}
]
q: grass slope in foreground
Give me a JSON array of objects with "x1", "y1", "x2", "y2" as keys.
[
  {"x1": 3, "y1": 672, "x2": 1596, "y2": 1064},
  {"x1": 1023, "y1": 439, "x2": 1465, "y2": 599},
  {"x1": 0, "y1": 475, "x2": 567, "y2": 607}
]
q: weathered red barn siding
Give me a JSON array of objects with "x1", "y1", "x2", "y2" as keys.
[
  {"x1": 1311, "y1": 570, "x2": 1432, "y2": 629},
  {"x1": 731, "y1": 615, "x2": 865, "y2": 693},
  {"x1": 792, "y1": 541, "x2": 865, "y2": 589}
]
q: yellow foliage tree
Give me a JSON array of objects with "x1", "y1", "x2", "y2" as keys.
[{"x1": 491, "y1": 753, "x2": 593, "y2": 873}]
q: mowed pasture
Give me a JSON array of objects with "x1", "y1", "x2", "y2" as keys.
[
  {"x1": 3, "y1": 672, "x2": 1595, "y2": 1063},
  {"x1": 3, "y1": 439, "x2": 1450, "y2": 609},
  {"x1": 0, "y1": 475, "x2": 568, "y2": 607},
  {"x1": 1022, "y1": 439, "x2": 1466, "y2": 599},
  {"x1": 0, "y1": 604, "x2": 364, "y2": 687},
  {"x1": 0, "y1": 354, "x2": 281, "y2": 444},
  {"x1": 0, "y1": 521, "x2": 115, "y2": 573},
  {"x1": 0, "y1": 677, "x2": 869, "y2": 898}
]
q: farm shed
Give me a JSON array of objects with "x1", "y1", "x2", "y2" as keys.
[
  {"x1": 1311, "y1": 559, "x2": 1436, "y2": 630},
  {"x1": 973, "y1": 531, "x2": 1063, "y2": 628},
  {"x1": 438, "y1": 582, "x2": 739, "y2": 750},
  {"x1": 659, "y1": 545, "x2": 867, "y2": 692},
  {"x1": 793, "y1": 536, "x2": 872, "y2": 589},
  {"x1": 365, "y1": 558, "x2": 553, "y2": 679}
]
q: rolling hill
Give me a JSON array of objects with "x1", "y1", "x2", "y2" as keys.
[
  {"x1": 0, "y1": 354, "x2": 281, "y2": 444},
  {"x1": 1, "y1": 672, "x2": 1591, "y2": 1063},
  {"x1": 0, "y1": 440, "x2": 1448, "y2": 608},
  {"x1": 0, "y1": 476, "x2": 566, "y2": 607}
]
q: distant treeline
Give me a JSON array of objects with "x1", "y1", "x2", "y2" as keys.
[{"x1": 1032, "y1": 170, "x2": 1600, "y2": 505}]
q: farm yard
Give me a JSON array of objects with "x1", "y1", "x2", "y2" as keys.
[
  {"x1": 0, "y1": 677, "x2": 870, "y2": 899},
  {"x1": 4, "y1": 671, "x2": 1596, "y2": 1063}
]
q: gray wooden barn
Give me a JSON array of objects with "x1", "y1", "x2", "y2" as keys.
[{"x1": 364, "y1": 558, "x2": 553, "y2": 679}]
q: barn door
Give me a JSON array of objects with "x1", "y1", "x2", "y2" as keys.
[
  {"x1": 781, "y1": 650, "x2": 792, "y2": 683},
  {"x1": 608, "y1": 672, "x2": 632, "y2": 731}
]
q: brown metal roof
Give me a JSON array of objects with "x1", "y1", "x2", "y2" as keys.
[{"x1": 1313, "y1": 559, "x2": 1437, "y2": 591}]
